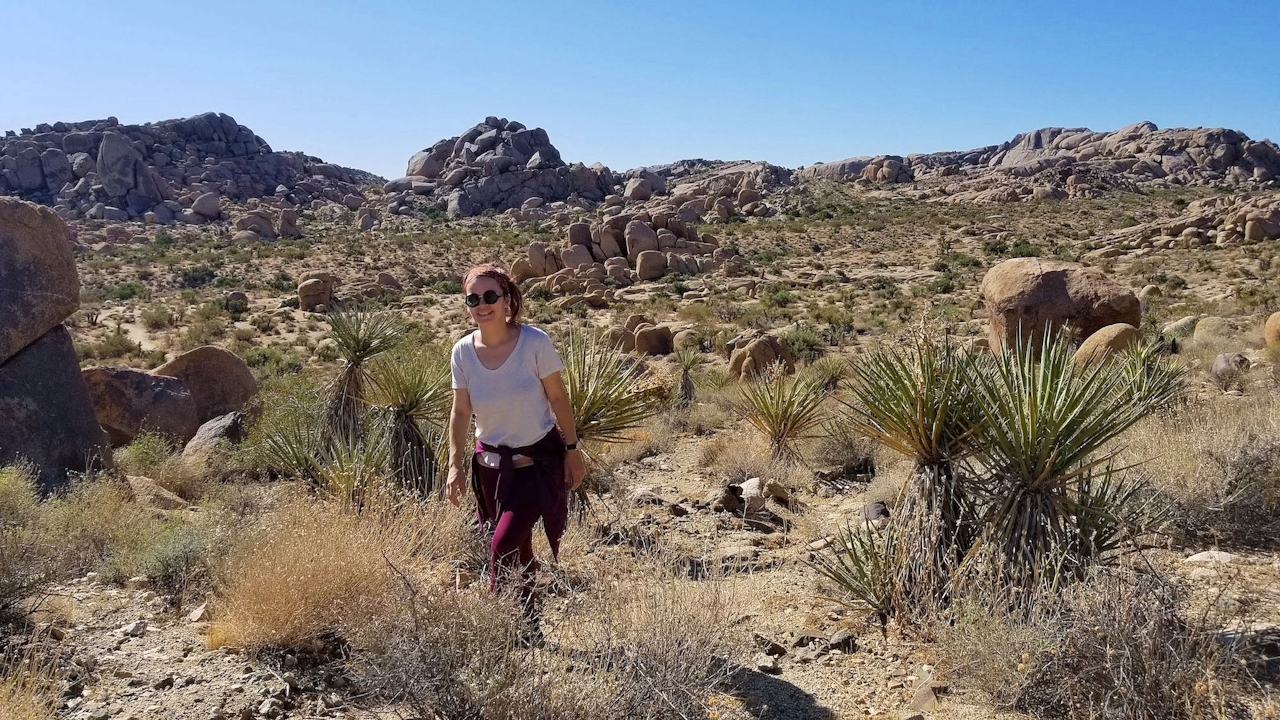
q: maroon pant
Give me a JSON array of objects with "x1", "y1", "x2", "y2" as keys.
[{"x1": 474, "y1": 462, "x2": 542, "y2": 594}]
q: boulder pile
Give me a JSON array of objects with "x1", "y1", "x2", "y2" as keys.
[
  {"x1": 81, "y1": 346, "x2": 258, "y2": 448},
  {"x1": 1, "y1": 113, "x2": 373, "y2": 223},
  {"x1": 0, "y1": 198, "x2": 110, "y2": 490},
  {"x1": 512, "y1": 211, "x2": 745, "y2": 301},
  {"x1": 386, "y1": 117, "x2": 614, "y2": 218},
  {"x1": 1103, "y1": 190, "x2": 1280, "y2": 250}
]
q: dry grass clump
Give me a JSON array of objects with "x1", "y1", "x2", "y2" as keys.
[
  {"x1": 1125, "y1": 394, "x2": 1280, "y2": 545},
  {"x1": 349, "y1": 586, "x2": 595, "y2": 720},
  {"x1": 37, "y1": 477, "x2": 158, "y2": 578},
  {"x1": 0, "y1": 465, "x2": 49, "y2": 619},
  {"x1": 206, "y1": 493, "x2": 480, "y2": 651},
  {"x1": 352, "y1": 570, "x2": 734, "y2": 720},
  {"x1": 0, "y1": 640, "x2": 58, "y2": 720},
  {"x1": 113, "y1": 433, "x2": 210, "y2": 500},
  {"x1": 939, "y1": 571, "x2": 1248, "y2": 720}
]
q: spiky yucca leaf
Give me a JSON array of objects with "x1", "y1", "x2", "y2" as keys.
[
  {"x1": 321, "y1": 307, "x2": 405, "y2": 448},
  {"x1": 838, "y1": 337, "x2": 986, "y2": 617},
  {"x1": 674, "y1": 346, "x2": 700, "y2": 409},
  {"x1": 733, "y1": 367, "x2": 827, "y2": 462},
  {"x1": 811, "y1": 522, "x2": 894, "y2": 623},
  {"x1": 562, "y1": 330, "x2": 667, "y2": 446},
  {"x1": 369, "y1": 352, "x2": 451, "y2": 496},
  {"x1": 840, "y1": 337, "x2": 984, "y2": 464},
  {"x1": 963, "y1": 336, "x2": 1182, "y2": 601}
]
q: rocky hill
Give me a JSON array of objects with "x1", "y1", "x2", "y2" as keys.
[
  {"x1": 799, "y1": 121, "x2": 1280, "y2": 202},
  {"x1": 0, "y1": 113, "x2": 376, "y2": 224}
]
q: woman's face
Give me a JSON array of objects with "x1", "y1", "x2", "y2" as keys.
[{"x1": 464, "y1": 275, "x2": 510, "y2": 327}]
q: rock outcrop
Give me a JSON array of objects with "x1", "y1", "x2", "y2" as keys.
[
  {"x1": 0, "y1": 198, "x2": 109, "y2": 490},
  {"x1": 82, "y1": 367, "x2": 201, "y2": 447},
  {"x1": 387, "y1": 117, "x2": 614, "y2": 218},
  {"x1": 154, "y1": 346, "x2": 258, "y2": 424},
  {"x1": 1, "y1": 112, "x2": 376, "y2": 223},
  {"x1": 802, "y1": 121, "x2": 1280, "y2": 201},
  {"x1": 980, "y1": 258, "x2": 1141, "y2": 349},
  {"x1": 0, "y1": 198, "x2": 79, "y2": 362},
  {"x1": 0, "y1": 327, "x2": 111, "y2": 491},
  {"x1": 1103, "y1": 191, "x2": 1280, "y2": 249}
]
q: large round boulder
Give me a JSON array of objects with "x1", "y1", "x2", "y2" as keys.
[
  {"x1": 633, "y1": 325, "x2": 674, "y2": 356},
  {"x1": 154, "y1": 347, "x2": 258, "y2": 424},
  {"x1": 980, "y1": 258, "x2": 1140, "y2": 350},
  {"x1": 1192, "y1": 316, "x2": 1234, "y2": 345},
  {"x1": 0, "y1": 198, "x2": 79, "y2": 364},
  {"x1": 1265, "y1": 312, "x2": 1280, "y2": 352},
  {"x1": 727, "y1": 331, "x2": 795, "y2": 381},
  {"x1": 82, "y1": 367, "x2": 201, "y2": 447},
  {"x1": 635, "y1": 250, "x2": 667, "y2": 281},
  {"x1": 1071, "y1": 323, "x2": 1139, "y2": 364},
  {"x1": 0, "y1": 327, "x2": 111, "y2": 493}
]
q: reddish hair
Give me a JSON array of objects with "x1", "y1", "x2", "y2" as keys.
[{"x1": 462, "y1": 264, "x2": 523, "y2": 325}]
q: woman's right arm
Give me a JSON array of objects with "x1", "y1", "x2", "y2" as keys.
[{"x1": 446, "y1": 388, "x2": 473, "y2": 506}]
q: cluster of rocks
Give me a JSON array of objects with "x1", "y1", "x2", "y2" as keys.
[
  {"x1": 1104, "y1": 190, "x2": 1280, "y2": 250},
  {"x1": 1, "y1": 113, "x2": 373, "y2": 224},
  {"x1": 385, "y1": 116, "x2": 613, "y2": 218},
  {"x1": 82, "y1": 346, "x2": 258, "y2": 448},
  {"x1": 803, "y1": 121, "x2": 1280, "y2": 202},
  {"x1": 0, "y1": 198, "x2": 111, "y2": 490},
  {"x1": 295, "y1": 269, "x2": 405, "y2": 312},
  {"x1": 512, "y1": 213, "x2": 744, "y2": 300},
  {"x1": 726, "y1": 330, "x2": 796, "y2": 380},
  {"x1": 796, "y1": 155, "x2": 915, "y2": 184}
]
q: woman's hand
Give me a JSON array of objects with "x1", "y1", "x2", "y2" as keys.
[
  {"x1": 446, "y1": 466, "x2": 466, "y2": 506},
  {"x1": 565, "y1": 448, "x2": 586, "y2": 491}
]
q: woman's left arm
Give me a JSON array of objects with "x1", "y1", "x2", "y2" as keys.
[{"x1": 541, "y1": 371, "x2": 585, "y2": 491}]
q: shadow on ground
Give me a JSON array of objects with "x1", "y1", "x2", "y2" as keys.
[{"x1": 729, "y1": 666, "x2": 836, "y2": 720}]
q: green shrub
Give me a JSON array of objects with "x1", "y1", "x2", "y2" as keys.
[{"x1": 109, "y1": 282, "x2": 149, "y2": 301}]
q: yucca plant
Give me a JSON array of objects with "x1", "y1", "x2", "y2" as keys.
[
  {"x1": 733, "y1": 365, "x2": 828, "y2": 463},
  {"x1": 257, "y1": 398, "x2": 324, "y2": 483},
  {"x1": 811, "y1": 521, "x2": 894, "y2": 627},
  {"x1": 562, "y1": 329, "x2": 667, "y2": 446},
  {"x1": 839, "y1": 336, "x2": 985, "y2": 616},
  {"x1": 962, "y1": 336, "x2": 1184, "y2": 606},
  {"x1": 316, "y1": 432, "x2": 390, "y2": 507},
  {"x1": 673, "y1": 346, "x2": 700, "y2": 409},
  {"x1": 802, "y1": 354, "x2": 850, "y2": 394},
  {"x1": 370, "y1": 351, "x2": 452, "y2": 497},
  {"x1": 320, "y1": 307, "x2": 405, "y2": 449}
]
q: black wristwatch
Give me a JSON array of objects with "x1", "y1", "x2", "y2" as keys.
[{"x1": 565, "y1": 441, "x2": 578, "y2": 451}]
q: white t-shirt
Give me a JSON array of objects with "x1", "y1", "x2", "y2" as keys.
[{"x1": 451, "y1": 325, "x2": 565, "y2": 468}]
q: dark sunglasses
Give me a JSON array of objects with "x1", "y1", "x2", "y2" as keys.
[{"x1": 464, "y1": 290, "x2": 506, "y2": 308}]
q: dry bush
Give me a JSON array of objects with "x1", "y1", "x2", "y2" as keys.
[
  {"x1": 206, "y1": 494, "x2": 480, "y2": 650},
  {"x1": 0, "y1": 639, "x2": 58, "y2": 720},
  {"x1": 0, "y1": 465, "x2": 50, "y2": 619},
  {"x1": 1124, "y1": 395, "x2": 1280, "y2": 544},
  {"x1": 939, "y1": 571, "x2": 1248, "y2": 720},
  {"x1": 114, "y1": 433, "x2": 209, "y2": 500},
  {"x1": 349, "y1": 585, "x2": 599, "y2": 720},
  {"x1": 353, "y1": 570, "x2": 734, "y2": 720},
  {"x1": 37, "y1": 477, "x2": 158, "y2": 577},
  {"x1": 554, "y1": 576, "x2": 735, "y2": 718}
]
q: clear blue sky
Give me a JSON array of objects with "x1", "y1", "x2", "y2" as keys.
[{"x1": 3, "y1": 1, "x2": 1276, "y2": 180}]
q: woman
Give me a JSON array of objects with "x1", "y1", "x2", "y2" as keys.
[{"x1": 446, "y1": 264, "x2": 586, "y2": 608}]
